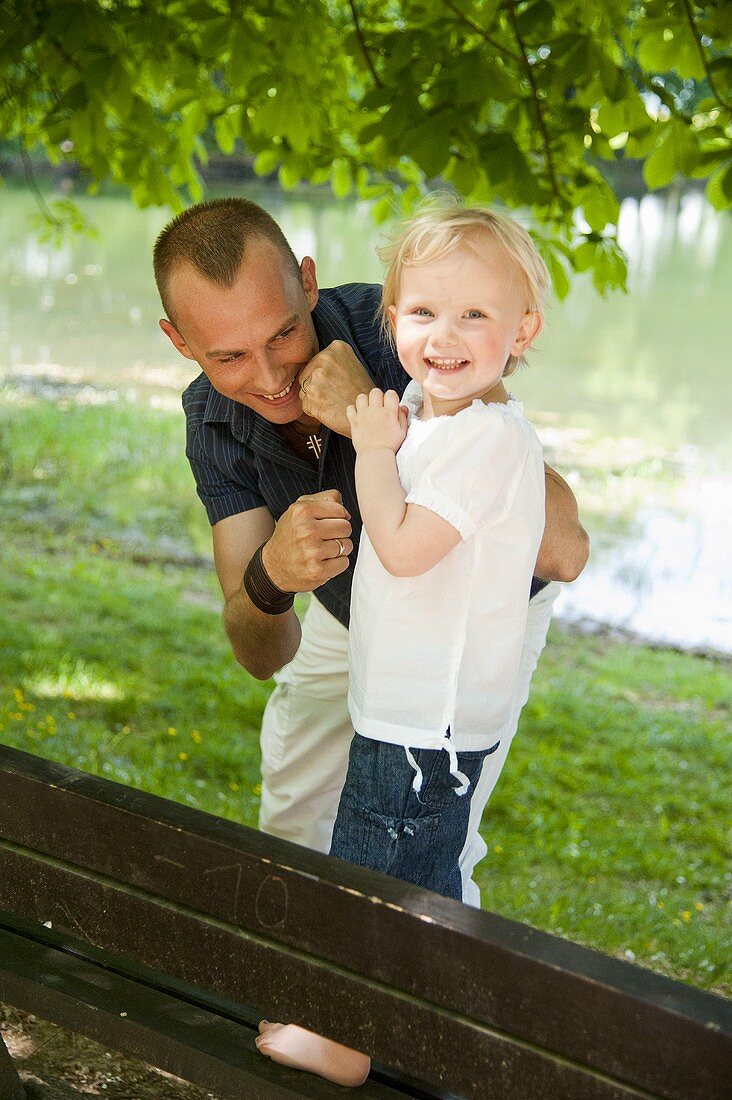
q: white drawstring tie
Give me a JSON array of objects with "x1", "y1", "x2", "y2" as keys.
[{"x1": 405, "y1": 735, "x2": 470, "y2": 799}]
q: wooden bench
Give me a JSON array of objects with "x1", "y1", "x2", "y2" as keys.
[{"x1": 0, "y1": 744, "x2": 729, "y2": 1099}]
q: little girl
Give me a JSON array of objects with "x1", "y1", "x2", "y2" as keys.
[{"x1": 257, "y1": 202, "x2": 550, "y2": 1086}]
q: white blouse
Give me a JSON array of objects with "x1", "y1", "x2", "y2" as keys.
[{"x1": 347, "y1": 381, "x2": 545, "y2": 777}]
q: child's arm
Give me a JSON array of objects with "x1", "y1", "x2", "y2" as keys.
[{"x1": 347, "y1": 389, "x2": 461, "y2": 577}]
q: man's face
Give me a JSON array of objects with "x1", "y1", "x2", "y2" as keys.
[{"x1": 160, "y1": 237, "x2": 320, "y2": 424}]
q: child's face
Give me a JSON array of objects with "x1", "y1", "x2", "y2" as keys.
[{"x1": 389, "y1": 234, "x2": 541, "y2": 415}]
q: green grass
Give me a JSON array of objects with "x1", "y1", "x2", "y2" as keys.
[
  {"x1": 477, "y1": 632, "x2": 730, "y2": 991},
  {"x1": 1, "y1": 383, "x2": 730, "y2": 996}
]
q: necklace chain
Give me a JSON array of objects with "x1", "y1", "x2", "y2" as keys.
[{"x1": 279, "y1": 421, "x2": 323, "y2": 463}]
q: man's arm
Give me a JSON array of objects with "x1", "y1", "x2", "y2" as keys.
[
  {"x1": 535, "y1": 463, "x2": 590, "y2": 583},
  {"x1": 213, "y1": 491, "x2": 352, "y2": 681}
]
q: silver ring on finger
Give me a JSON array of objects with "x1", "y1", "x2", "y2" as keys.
[
  {"x1": 300, "y1": 376, "x2": 308, "y2": 394},
  {"x1": 335, "y1": 538, "x2": 345, "y2": 558}
]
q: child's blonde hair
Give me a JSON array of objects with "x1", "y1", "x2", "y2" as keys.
[{"x1": 380, "y1": 199, "x2": 550, "y2": 376}]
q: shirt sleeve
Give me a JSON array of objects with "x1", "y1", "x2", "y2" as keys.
[
  {"x1": 186, "y1": 423, "x2": 266, "y2": 525},
  {"x1": 405, "y1": 406, "x2": 533, "y2": 539}
]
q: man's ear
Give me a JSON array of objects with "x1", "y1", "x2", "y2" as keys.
[
  {"x1": 300, "y1": 256, "x2": 319, "y2": 310},
  {"x1": 159, "y1": 318, "x2": 196, "y2": 361},
  {"x1": 511, "y1": 311, "x2": 543, "y2": 355}
]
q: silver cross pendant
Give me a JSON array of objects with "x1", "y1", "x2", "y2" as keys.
[{"x1": 306, "y1": 435, "x2": 322, "y2": 459}]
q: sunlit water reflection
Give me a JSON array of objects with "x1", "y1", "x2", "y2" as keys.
[{"x1": 1, "y1": 186, "x2": 730, "y2": 652}]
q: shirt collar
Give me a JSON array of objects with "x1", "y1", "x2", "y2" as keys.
[
  {"x1": 400, "y1": 380, "x2": 523, "y2": 424},
  {"x1": 401, "y1": 379, "x2": 424, "y2": 422},
  {"x1": 311, "y1": 292, "x2": 368, "y2": 368}
]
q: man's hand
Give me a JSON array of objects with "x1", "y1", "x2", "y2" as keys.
[
  {"x1": 299, "y1": 340, "x2": 374, "y2": 436},
  {"x1": 262, "y1": 489, "x2": 353, "y2": 592},
  {"x1": 346, "y1": 389, "x2": 408, "y2": 455}
]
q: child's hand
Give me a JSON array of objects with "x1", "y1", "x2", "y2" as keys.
[{"x1": 346, "y1": 388, "x2": 408, "y2": 454}]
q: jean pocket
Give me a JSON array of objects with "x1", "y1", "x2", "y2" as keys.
[{"x1": 360, "y1": 807, "x2": 442, "y2": 886}]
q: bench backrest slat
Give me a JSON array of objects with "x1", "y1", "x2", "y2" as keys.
[{"x1": 0, "y1": 745, "x2": 729, "y2": 1099}]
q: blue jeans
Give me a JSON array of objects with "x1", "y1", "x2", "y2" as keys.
[{"x1": 329, "y1": 733, "x2": 498, "y2": 901}]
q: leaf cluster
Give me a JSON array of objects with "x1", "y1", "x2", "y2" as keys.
[{"x1": 1, "y1": 0, "x2": 730, "y2": 292}]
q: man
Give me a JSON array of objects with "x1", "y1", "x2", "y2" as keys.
[{"x1": 154, "y1": 197, "x2": 589, "y2": 905}]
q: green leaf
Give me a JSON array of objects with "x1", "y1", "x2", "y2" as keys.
[
  {"x1": 637, "y1": 21, "x2": 706, "y2": 80},
  {"x1": 278, "y1": 161, "x2": 302, "y2": 190},
  {"x1": 708, "y1": 58, "x2": 732, "y2": 101},
  {"x1": 253, "y1": 149, "x2": 280, "y2": 176},
  {"x1": 455, "y1": 53, "x2": 514, "y2": 105},
  {"x1": 643, "y1": 124, "x2": 677, "y2": 190},
  {"x1": 105, "y1": 62, "x2": 133, "y2": 120},
  {"x1": 544, "y1": 245, "x2": 571, "y2": 300},
  {"x1": 706, "y1": 161, "x2": 732, "y2": 211},
  {"x1": 403, "y1": 113, "x2": 453, "y2": 178},
  {"x1": 515, "y1": 0, "x2": 554, "y2": 39},
  {"x1": 443, "y1": 155, "x2": 479, "y2": 196},
  {"x1": 214, "y1": 113, "x2": 238, "y2": 155},
  {"x1": 331, "y1": 160, "x2": 352, "y2": 199},
  {"x1": 581, "y1": 186, "x2": 620, "y2": 233},
  {"x1": 573, "y1": 240, "x2": 597, "y2": 272},
  {"x1": 596, "y1": 93, "x2": 650, "y2": 139},
  {"x1": 372, "y1": 194, "x2": 396, "y2": 224},
  {"x1": 591, "y1": 240, "x2": 628, "y2": 295}
]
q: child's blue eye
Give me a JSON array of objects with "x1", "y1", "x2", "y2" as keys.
[
  {"x1": 414, "y1": 308, "x2": 432, "y2": 317},
  {"x1": 466, "y1": 310, "x2": 485, "y2": 319}
]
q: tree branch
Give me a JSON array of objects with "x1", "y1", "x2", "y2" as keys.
[
  {"x1": 348, "y1": 0, "x2": 382, "y2": 88},
  {"x1": 442, "y1": 0, "x2": 522, "y2": 64},
  {"x1": 49, "y1": 36, "x2": 84, "y2": 75},
  {"x1": 19, "y1": 142, "x2": 64, "y2": 229},
  {"x1": 679, "y1": 0, "x2": 732, "y2": 112},
  {"x1": 505, "y1": 0, "x2": 562, "y2": 208}
]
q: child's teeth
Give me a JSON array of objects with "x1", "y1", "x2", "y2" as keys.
[{"x1": 429, "y1": 358, "x2": 465, "y2": 370}]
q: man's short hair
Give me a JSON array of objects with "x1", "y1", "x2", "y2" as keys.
[{"x1": 153, "y1": 198, "x2": 301, "y2": 325}]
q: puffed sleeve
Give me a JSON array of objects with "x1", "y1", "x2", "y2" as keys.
[{"x1": 405, "y1": 405, "x2": 534, "y2": 538}]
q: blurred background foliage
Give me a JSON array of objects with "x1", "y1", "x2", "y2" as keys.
[{"x1": 1, "y1": 0, "x2": 731, "y2": 292}]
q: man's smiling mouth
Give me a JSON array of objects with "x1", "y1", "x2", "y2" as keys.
[{"x1": 259, "y1": 373, "x2": 299, "y2": 400}]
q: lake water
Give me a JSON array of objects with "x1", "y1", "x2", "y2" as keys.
[{"x1": 1, "y1": 185, "x2": 730, "y2": 653}]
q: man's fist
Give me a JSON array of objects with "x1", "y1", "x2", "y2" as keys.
[
  {"x1": 261, "y1": 489, "x2": 353, "y2": 592},
  {"x1": 299, "y1": 341, "x2": 374, "y2": 436}
]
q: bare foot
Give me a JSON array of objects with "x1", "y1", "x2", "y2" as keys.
[{"x1": 255, "y1": 1020, "x2": 371, "y2": 1087}]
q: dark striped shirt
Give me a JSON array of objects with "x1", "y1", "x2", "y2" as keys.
[{"x1": 183, "y1": 283, "x2": 408, "y2": 628}]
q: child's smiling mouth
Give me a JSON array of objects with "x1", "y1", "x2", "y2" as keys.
[{"x1": 424, "y1": 357, "x2": 469, "y2": 371}]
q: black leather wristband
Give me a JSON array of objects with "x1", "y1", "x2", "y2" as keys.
[{"x1": 243, "y1": 542, "x2": 295, "y2": 615}]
